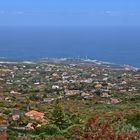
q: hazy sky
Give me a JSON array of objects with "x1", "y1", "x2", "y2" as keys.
[{"x1": 0, "y1": 0, "x2": 140, "y2": 27}]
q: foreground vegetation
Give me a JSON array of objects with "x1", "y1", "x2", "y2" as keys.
[
  {"x1": 0, "y1": 59, "x2": 139, "y2": 139},
  {"x1": 7, "y1": 98, "x2": 140, "y2": 140}
]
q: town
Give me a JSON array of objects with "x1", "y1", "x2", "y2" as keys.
[{"x1": 0, "y1": 58, "x2": 140, "y2": 139}]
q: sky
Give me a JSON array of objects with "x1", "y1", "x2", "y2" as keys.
[{"x1": 0, "y1": 0, "x2": 140, "y2": 27}]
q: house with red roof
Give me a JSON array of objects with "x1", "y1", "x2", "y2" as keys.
[{"x1": 25, "y1": 110, "x2": 44, "y2": 121}]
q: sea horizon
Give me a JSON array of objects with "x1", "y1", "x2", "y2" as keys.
[{"x1": 0, "y1": 27, "x2": 140, "y2": 67}]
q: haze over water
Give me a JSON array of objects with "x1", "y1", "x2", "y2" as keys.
[{"x1": 0, "y1": 27, "x2": 140, "y2": 67}]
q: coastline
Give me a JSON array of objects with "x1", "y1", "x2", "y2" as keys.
[{"x1": 0, "y1": 57, "x2": 139, "y2": 70}]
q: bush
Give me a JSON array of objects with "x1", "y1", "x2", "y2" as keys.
[
  {"x1": 35, "y1": 124, "x2": 61, "y2": 136},
  {"x1": 3, "y1": 109, "x2": 11, "y2": 115},
  {"x1": 82, "y1": 117, "x2": 140, "y2": 140},
  {"x1": 7, "y1": 135, "x2": 16, "y2": 140},
  {"x1": 112, "y1": 118, "x2": 136, "y2": 132},
  {"x1": 66, "y1": 124, "x2": 84, "y2": 139},
  {"x1": 126, "y1": 112, "x2": 140, "y2": 128},
  {"x1": 7, "y1": 130, "x2": 18, "y2": 140}
]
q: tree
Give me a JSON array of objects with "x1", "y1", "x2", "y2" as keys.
[
  {"x1": 17, "y1": 115, "x2": 29, "y2": 126},
  {"x1": 32, "y1": 122, "x2": 38, "y2": 129},
  {"x1": 95, "y1": 89, "x2": 101, "y2": 96},
  {"x1": 50, "y1": 104, "x2": 71, "y2": 130}
]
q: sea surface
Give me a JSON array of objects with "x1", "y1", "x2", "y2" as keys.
[{"x1": 0, "y1": 27, "x2": 140, "y2": 67}]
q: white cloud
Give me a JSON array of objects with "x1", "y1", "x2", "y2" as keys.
[
  {"x1": 0, "y1": 10, "x2": 25, "y2": 15},
  {"x1": 103, "y1": 10, "x2": 121, "y2": 16},
  {"x1": 15, "y1": 11, "x2": 24, "y2": 15},
  {"x1": 0, "y1": 10, "x2": 5, "y2": 14},
  {"x1": 105, "y1": 11, "x2": 112, "y2": 15}
]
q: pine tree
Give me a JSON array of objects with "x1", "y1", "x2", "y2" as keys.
[{"x1": 50, "y1": 104, "x2": 71, "y2": 130}]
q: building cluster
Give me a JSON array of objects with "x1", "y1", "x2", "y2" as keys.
[{"x1": 0, "y1": 59, "x2": 139, "y2": 132}]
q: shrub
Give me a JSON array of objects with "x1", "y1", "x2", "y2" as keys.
[
  {"x1": 126, "y1": 112, "x2": 140, "y2": 128},
  {"x1": 65, "y1": 124, "x2": 83, "y2": 139},
  {"x1": 7, "y1": 135, "x2": 16, "y2": 140},
  {"x1": 3, "y1": 109, "x2": 11, "y2": 115},
  {"x1": 7, "y1": 130, "x2": 18, "y2": 140},
  {"x1": 35, "y1": 124, "x2": 61, "y2": 136},
  {"x1": 111, "y1": 117, "x2": 136, "y2": 132},
  {"x1": 82, "y1": 117, "x2": 140, "y2": 140}
]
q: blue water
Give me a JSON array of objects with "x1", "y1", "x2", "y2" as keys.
[{"x1": 0, "y1": 27, "x2": 140, "y2": 67}]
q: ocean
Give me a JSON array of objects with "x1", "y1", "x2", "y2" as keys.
[{"x1": 0, "y1": 27, "x2": 140, "y2": 67}]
